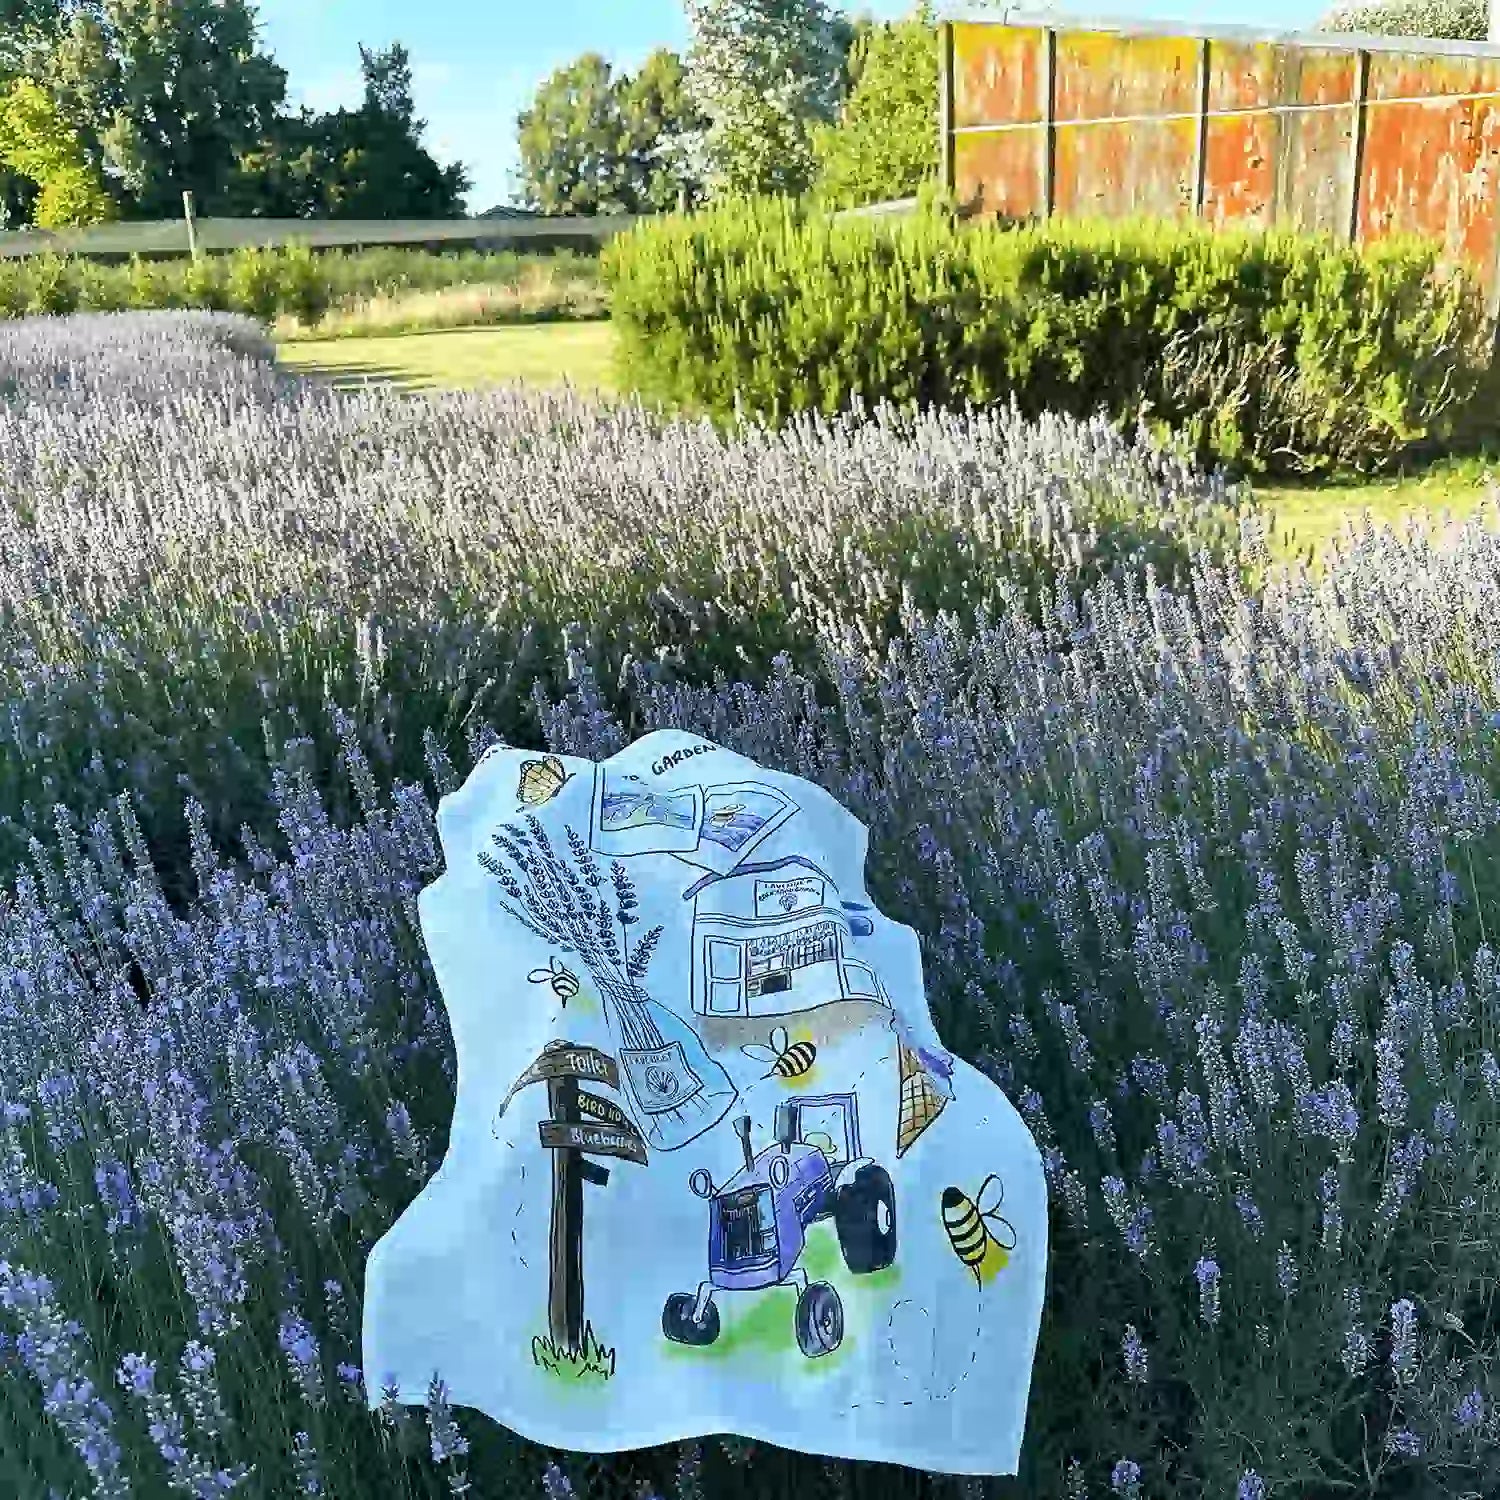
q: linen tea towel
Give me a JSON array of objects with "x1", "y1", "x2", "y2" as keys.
[{"x1": 363, "y1": 729, "x2": 1047, "y2": 1476}]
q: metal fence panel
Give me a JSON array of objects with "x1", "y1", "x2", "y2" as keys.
[
  {"x1": 945, "y1": 15, "x2": 1500, "y2": 307},
  {"x1": 0, "y1": 215, "x2": 634, "y2": 260}
]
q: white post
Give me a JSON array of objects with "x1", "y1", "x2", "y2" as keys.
[
  {"x1": 1491, "y1": 0, "x2": 1500, "y2": 42},
  {"x1": 182, "y1": 190, "x2": 199, "y2": 260}
]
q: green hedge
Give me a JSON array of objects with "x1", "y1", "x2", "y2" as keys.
[
  {"x1": 0, "y1": 242, "x2": 600, "y2": 326},
  {"x1": 603, "y1": 198, "x2": 1493, "y2": 476}
]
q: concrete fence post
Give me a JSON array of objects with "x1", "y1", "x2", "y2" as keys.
[
  {"x1": 938, "y1": 21, "x2": 956, "y2": 196},
  {"x1": 1347, "y1": 50, "x2": 1370, "y2": 245},
  {"x1": 1041, "y1": 27, "x2": 1057, "y2": 219}
]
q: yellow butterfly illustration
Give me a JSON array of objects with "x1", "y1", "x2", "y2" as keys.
[{"x1": 517, "y1": 756, "x2": 572, "y2": 809}]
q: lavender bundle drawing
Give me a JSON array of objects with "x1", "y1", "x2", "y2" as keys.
[{"x1": 480, "y1": 816, "x2": 738, "y2": 1151}]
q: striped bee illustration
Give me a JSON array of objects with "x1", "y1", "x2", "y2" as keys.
[
  {"x1": 526, "y1": 955, "x2": 580, "y2": 1007},
  {"x1": 741, "y1": 1025, "x2": 817, "y2": 1081},
  {"x1": 516, "y1": 756, "x2": 572, "y2": 809},
  {"x1": 941, "y1": 1174, "x2": 1018, "y2": 1286}
]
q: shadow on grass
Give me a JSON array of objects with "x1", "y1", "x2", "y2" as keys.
[{"x1": 283, "y1": 362, "x2": 425, "y2": 394}]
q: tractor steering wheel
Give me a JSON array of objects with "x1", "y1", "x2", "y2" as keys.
[{"x1": 804, "y1": 1131, "x2": 837, "y2": 1162}]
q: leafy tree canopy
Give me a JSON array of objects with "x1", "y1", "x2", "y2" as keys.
[
  {"x1": 683, "y1": 0, "x2": 844, "y2": 199},
  {"x1": 814, "y1": 3, "x2": 938, "y2": 210},
  {"x1": 1315, "y1": 0, "x2": 1486, "y2": 35},
  {"x1": 226, "y1": 42, "x2": 470, "y2": 219},
  {"x1": 516, "y1": 47, "x2": 705, "y2": 215},
  {"x1": 0, "y1": 74, "x2": 113, "y2": 225}
]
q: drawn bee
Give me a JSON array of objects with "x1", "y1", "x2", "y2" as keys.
[
  {"x1": 741, "y1": 1025, "x2": 817, "y2": 1081},
  {"x1": 516, "y1": 756, "x2": 572, "y2": 809},
  {"x1": 526, "y1": 956, "x2": 579, "y2": 1007},
  {"x1": 708, "y1": 803, "x2": 745, "y2": 830},
  {"x1": 941, "y1": 1174, "x2": 1018, "y2": 1285}
]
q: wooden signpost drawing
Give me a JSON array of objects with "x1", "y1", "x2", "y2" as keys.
[{"x1": 499, "y1": 1038, "x2": 646, "y2": 1359}]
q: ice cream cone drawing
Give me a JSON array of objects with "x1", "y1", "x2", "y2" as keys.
[{"x1": 896, "y1": 1042, "x2": 949, "y2": 1158}]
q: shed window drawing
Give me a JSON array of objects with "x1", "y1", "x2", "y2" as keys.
[{"x1": 686, "y1": 857, "x2": 891, "y2": 1019}]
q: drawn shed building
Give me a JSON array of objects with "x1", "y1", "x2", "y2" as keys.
[{"x1": 684, "y1": 857, "x2": 891, "y2": 1019}]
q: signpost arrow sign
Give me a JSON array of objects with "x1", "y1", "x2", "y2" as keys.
[
  {"x1": 496, "y1": 1037, "x2": 644, "y2": 1355},
  {"x1": 541, "y1": 1118, "x2": 649, "y2": 1166},
  {"x1": 573, "y1": 1089, "x2": 639, "y2": 1134}
]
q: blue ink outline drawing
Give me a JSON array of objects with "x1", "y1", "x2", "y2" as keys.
[
  {"x1": 588, "y1": 770, "x2": 797, "y2": 875},
  {"x1": 684, "y1": 856, "x2": 892, "y2": 1020}
]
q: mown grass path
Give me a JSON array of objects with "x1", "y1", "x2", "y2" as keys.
[
  {"x1": 276, "y1": 319, "x2": 616, "y2": 395},
  {"x1": 276, "y1": 320, "x2": 1498, "y2": 559}
]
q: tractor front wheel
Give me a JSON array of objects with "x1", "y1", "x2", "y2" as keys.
[
  {"x1": 835, "y1": 1164, "x2": 898, "y2": 1272},
  {"x1": 662, "y1": 1292, "x2": 720, "y2": 1346},
  {"x1": 795, "y1": 1280, "x2": 844, "y2": 1358}
]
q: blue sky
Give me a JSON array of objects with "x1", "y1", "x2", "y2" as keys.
[{"x1": 253, "y1": 1, "x2": 1325, "y2": 213}]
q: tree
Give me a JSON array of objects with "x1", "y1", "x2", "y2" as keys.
[
  {"x1": 618, "y1": 49, "x2": 707, "y2": 211},
  {"x1": 516, "y1": 48, "x2": 704, "y2": 214},
  {"x1": 814, "y1": 3, "x2": 938, "y2": 210},
  {"x1": 0, "y1": 75, "x2": 113, "y2": 225},
  {"x1": 683, "y1": 0, "x2": 844, "y2": 199},
  {"x1": 359, "y1": 40, "x2": 416, "y2": 127},
  {"x1": 1315, "y1": 0, "x2": 1485, "y2": 34},
  {"x1": 225, "y1": 41, "x2": 470, "y2": 219},
  {"x1": 517, "y1": 53, "x2": 627, "y2": 214},
  {"x1": 830, "y1": 11, "x2": 878, "y2": 96},
  {"x1": 0, "y1": 2, "x2": 87, "y2": 225},
  {"x1": 43, "y1": 0, "x2": 290, "y2": 217}
]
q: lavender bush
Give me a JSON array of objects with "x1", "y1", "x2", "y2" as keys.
[
  {"x1": 0, "y1": 312, "x2": 1246, "y2": 903},
  {"x1": 2, "y1": 311, "x2": 1498, "y2": 1498}
]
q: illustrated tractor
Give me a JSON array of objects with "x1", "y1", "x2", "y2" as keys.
[{"x1": 661, "y1": 1092, "x2": 897, "y2": 1359}]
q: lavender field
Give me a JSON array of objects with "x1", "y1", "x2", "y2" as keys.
[{"x1": 1, "y1": 312, "x2": 1498, "y2": 1500}]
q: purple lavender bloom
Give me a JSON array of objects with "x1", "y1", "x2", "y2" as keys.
[
  {"x1": 1276, "y1": 1243, "x2": 1299, "y2": 1298},
  {"x1": 1388, "y1": 1298, "x2": 1418, "y2": 1383},
  {"x1": 1089, "y1": 1100, "x2": 1117, "y2": 1154},
  {"x1": 0, "y1": 1262, "x2": 129, "y2": 1497},
  {"x1": 1237, "y1": 1472, "x2": 1267, "y2": 1500},
  {"x1": 292, "y1": 1430, "x2": 322, "y2": 1495},
  {"x1": 542, "y1": 1462, "x2": 577, "y2": 1500},
  {"x1": 1121, "y1": 1324, "x2": 1149, "y2": 1384},
  {"x1": 278, "y1": 1312, "x2": 324, "y2": 1407},
  {"x1": 1234, "y1": 1191, "x2": 1264, "y2": 1240},
  {"x1": 1110, "y1": 1458, "x2": 1142, "y2": 1498},
  {"x1": 1454, "y1": 1389, "x2": 1485, "y2": 1431},
  {"x1": 116, "y1": 1352, "x2": 156, "y2": 1396},
  {"x1": 1194, "y1": 1255, "x2": 1222, "y2": 1327},
  {"x1": 426, "y1": 1374, "x2": 470, "y2": 1465},
  {"x1": 1481, "y1": 1052, "x2": 1500, "y2": 1103},
  {"x1": 1299, "y1": 1082, "x2": 1359, "y2": 1158},
  {"x1": 92, "y1": 1159, "x2": 141, "y2": 1235},
  {"x1": 1385, "y1": 1428, "x2": 1423, "y2": 1458}
]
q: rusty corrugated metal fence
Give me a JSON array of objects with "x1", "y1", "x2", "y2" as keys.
[{"x1": 939, "y1": 15, "x2": 1500, "y2": 309}]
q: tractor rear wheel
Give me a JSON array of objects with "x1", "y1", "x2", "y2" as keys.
[
  {"x1": 835, "y1": 1164, "x2": 897, "y2": 1272},
  {"x1": 662, "y1": 1293, "x2": 720, "y2": 1346},
  {"x1": 795, "y1": 1281, "x2": 843, "y2": 1357}
]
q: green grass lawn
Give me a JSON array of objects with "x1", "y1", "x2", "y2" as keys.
[
  {"x1": 276, "y1": 320, "x2": 1499, "y2": 559},
  {"x1": 275, "y1": 319, "x2": 617, "y2": 395},
  {"x1": 1255, "y1": 455, "x2": 1498, "y2": 563}
]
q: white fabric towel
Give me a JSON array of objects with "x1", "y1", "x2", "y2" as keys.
[{"x1": 364, "y1": 729, "x2": 1046, "y2": 1476}]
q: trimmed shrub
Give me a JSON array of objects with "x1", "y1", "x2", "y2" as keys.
[{"x1": 603, "y1": 199, "x2": 1492, "y2": 476}]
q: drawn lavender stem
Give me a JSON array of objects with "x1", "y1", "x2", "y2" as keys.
[{"x1": 480, "y1": 819, "x2": 664, "y2": 1013}]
